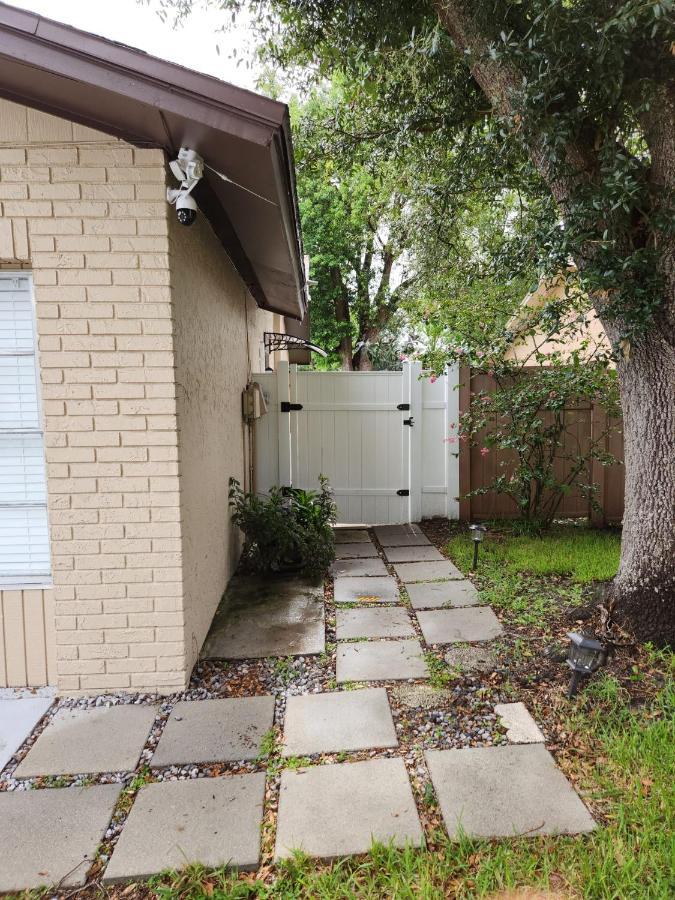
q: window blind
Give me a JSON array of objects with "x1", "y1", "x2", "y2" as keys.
[{"x1": 0, "y1": 273, "x2": 51, "y2": 582}]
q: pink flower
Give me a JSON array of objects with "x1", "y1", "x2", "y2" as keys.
[
  {"x1": 429, "y1": 375, "x2": 438, "y2": 384},
  {"x1": 448, "y1": 421, "x2": 456, "y2": 429},
  {"x1": 480, "y1": 447, "x2": 490, "y2": 457},
  {"x1": 444, "y1": 436, "x2": 458, "y2": 444},
  {"x1": 399, "y1": 354, "x2": 408, "y2": 362}
]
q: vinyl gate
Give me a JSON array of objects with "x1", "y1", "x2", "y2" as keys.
[{"x1": 254, "y1": 362, "x2": 459, "y2": 525}]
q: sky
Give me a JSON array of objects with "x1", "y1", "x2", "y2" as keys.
[{"x1": 7, "y1": 0, "x2": 261, "y2": 90}]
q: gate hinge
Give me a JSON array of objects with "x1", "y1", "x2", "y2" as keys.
[
  {"x1": 397, "y1": 403, "x2": 410, "y2": 411},
  {"x1": 280, "y1": 401, "x2": 303, "y2": 413},
  {"x1": 403, "y1": 416, "x2": 414, "y2": 427},
  {"x1": 397, "y1": 489, "x2": 410, "y2": 496}
]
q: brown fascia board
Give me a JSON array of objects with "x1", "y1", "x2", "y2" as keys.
[{"x1": 0, "y1": 0, "x2": 307, "y2": 320}]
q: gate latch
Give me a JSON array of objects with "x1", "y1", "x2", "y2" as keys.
[
  {"x1": 397, "y1": 403, "x2": 410, "y2": 411},
  {"x1": 403, "y1": 416, "x2": 414, "y2": 427},
  {"x1": 280, "y1": 401, "x2": 303, "y2": 413},
  {"x1": 397, "y1": 489, "x2": 410, "y2": 496}
]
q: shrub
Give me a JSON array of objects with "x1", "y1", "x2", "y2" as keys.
[{"x1": 228, "y1": 475, "x2": 337, "y2": 578}]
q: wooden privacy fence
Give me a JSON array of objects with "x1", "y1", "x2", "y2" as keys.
[{"x1": 458, "y1": 367, "x2": 625, "y2": 525}]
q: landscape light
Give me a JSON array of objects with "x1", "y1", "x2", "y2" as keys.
[
  {"x1": 566, "y1": 631, "x2": 607, "y2": 698},
  {"x1": 469, "y1": 523, "x2": 487, "y2": 569}
]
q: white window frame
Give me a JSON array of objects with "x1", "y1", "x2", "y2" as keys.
[{"x1": 0, "y1": 271, "x2": 52, "y2": 588}]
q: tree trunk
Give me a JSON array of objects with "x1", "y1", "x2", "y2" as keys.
[
  {"x1": 330, "y1": 266, "x2": 353, "y2": 370},
  {"x1": 606, "y1": 327, "x2": 675, "y2": 646}
]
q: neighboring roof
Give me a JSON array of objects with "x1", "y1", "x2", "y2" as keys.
[
  {"x1": 505, "y1": 274, "x2": 612, "y2": 364},
  {"x1": 0, "y1": 1, "x2": 307, "y2": 320}
]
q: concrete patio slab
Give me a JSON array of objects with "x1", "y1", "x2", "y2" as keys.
[
  {"x1": 14, "y1": 705, "x2": 157, "y2": 777},
  {"x1": 331, "y1": 558, "x2": 388, "y2": 577},
  {"x1": 333, "y1": 576, "x2": 399, "y2": 604},
  {"x1": 417, "y1": 608, "x2": 503, "y2": 644},
  {"x1": 274, "y1": 757, "x2": 423, "y2": 859},
  {"x1": 394, "y1": 561, "x2": 464, "y2": 583},
  {"x1": 151, "y1": 696, "x2": 275, "y2": 767},
  {"x1": 335, "y1": 542, "x2": 379, "y2": 559},
  {"x1": 336, "y1": 607, "x2": 415, "y2": 639},
  {"x1": 103, "y1": 774, "x2": 265, "y2": 882},
  {"x1": 334, "y1": 529, "x2": 372, "y2": 543},
  {"x1": 0, "y1": 784, "x2": 121, "y2": 891},
  {"x1": 495, "y1": 702, "x2": 545, "y2": 744},
  {"x1": 383, "y1": 545, "x2": 445, "y2": 563},
  {"x1": 378, "y1": 534, "x2": 432, "y2": 547},
  {"x1": 407, "y1": 580, "x2": 480, "y2": 609},
  {"x1": 337, "y1": 639, "x2": 428, "y2": 682},
  {"x1": 0, "y1": 696, "x2": 53, "y2": 773},
  {"x1": 281, "y1": 688, "x2": 397, "y2": 756},
  {"x1": 425, "y1": 744, "x2": 595, "y2": 838},
  {"x1": 201, "y1": 575, "x2": 325, "y2": 660}
]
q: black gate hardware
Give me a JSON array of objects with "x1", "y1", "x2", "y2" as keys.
[
  {"x1": 403, "y1": 416, "x2": 414, "y2": 427},
  {"x1": 397, "y1": 489, "x2": 410, "y2": 496},
  {"x1": 280, "y1": 401, "x2": 303, "y2": 413},
  {"x1": 397, "y1": 403, "x2": 410, "y2": 411}
]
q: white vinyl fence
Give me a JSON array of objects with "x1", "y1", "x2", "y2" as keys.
[{"x1": 253, "y1": 361, "x2": 459, "y2": 525}]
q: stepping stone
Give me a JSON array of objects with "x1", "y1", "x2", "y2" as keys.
[
  {"x1": 407, "y1": 580, "x2": 479, "y2": 609},
  {"x1": 274, "y1": 757, "x2": 423, "y2": 860},
  {"x1": 374, "y1": 524, "x2": 422, "y2": 537},
  {"x1": 334, "y1": 529, "x2": 372, "y2": 543},
  {"x1": 331, "y1": 558, "x2": 388, "y2": 577},
  {"x1": 378, "y1": 534, "x2": 431, "y2": 548},
  {"x1": 151, "y1": 696, "x2": 275, "y2": 767},
  {"x1": 417, "y1": 608, "x2": 503, "y2": 644},
  {"x1": 103, "y1": 774, "x2": 265, "y2": 882},
  {"x1": 281, "y1": 688, "x2": 397, "y2": 756},
  {"x1": 335, "y1": 542, "x2": 378, "y2": 559},
  {"x1": 394, "y1": 561, "x2": 464, "y2": 583},
  {"x1": 495, "y1": 702, "x2": 545, "y2": 744},
  {"x1": 445, "y1": 646, "x2": 498, "y2": 673},
  {"x1": 336, "y1": 607, "x2": 415, "y2": 639},
  {"x1": 0, "y1": 784, "x2": 121, "y2": 890},
  {"x1": 337, "y1": 639, "x2": 428, "y2": 682},
  {"x1": 425, "y1": 744, "x2": 595, "y2": 838},
  {"x1": 334, "y1": 575, "x2": 399, "y2": 604},
  {"x1": 0, "y1": 697, "x2": 53, "y2": 772},
  {"x1": 391, "y1": 683, "x2": 454, "y2": 710},
  {"x1": 14, "y1": 705, "x2": 157, "y2": 777},
  {"x1": 384, "y1": 545, "x2": 445, "y2": 563},
  {"x1": 202, "y1": 575, "x2": 325, "y2": 659}
]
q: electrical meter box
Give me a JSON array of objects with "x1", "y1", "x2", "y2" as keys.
[{"x1": 242, "y1": 381, "x2": 268, "y2": 422}]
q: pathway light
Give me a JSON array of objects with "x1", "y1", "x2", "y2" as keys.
[
  {"x1": 566, "y1": 631, "x2": 607, "y2": 698},
  {"x1": 469, "y1": 523, "x2": 487, "y2": 569}
]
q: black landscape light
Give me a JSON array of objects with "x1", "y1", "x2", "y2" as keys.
[
  {"x1": 469, "y1": 523, "x2": 487, "y2": 569},
  {"x1": 566, "y1": 632, "x2": 607, "y2": 698}
]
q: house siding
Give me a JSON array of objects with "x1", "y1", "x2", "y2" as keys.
[{"x1": 0, "y1": 97, "x2": 278, "y2": 694}]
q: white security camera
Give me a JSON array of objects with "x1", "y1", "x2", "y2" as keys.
[{"x1": 166, "y1": 147, "x2": 203, "y2": 227}]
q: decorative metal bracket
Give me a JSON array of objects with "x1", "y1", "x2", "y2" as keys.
[{"x1": 263, "y1": 332, "x2": 327, "y2": 370}]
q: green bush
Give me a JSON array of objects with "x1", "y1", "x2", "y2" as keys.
[{"x1": 228, "y1": 475, "x2": 337, "y2": 579}]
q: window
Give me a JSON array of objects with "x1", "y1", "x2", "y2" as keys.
[{"x1": 0, "y1": 272, "x2": 51, "y2": 584}]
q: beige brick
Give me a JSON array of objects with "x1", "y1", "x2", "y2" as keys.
[
  {"x1": 59, "y1": 659, "x2": 105, "y2": 675},
  {"x1": 125, "y1": 521, "x2": 179, "y2": 539},
  {"x1": 103, "y1": 627, "x2": 154, "y2": 644},
  {"x1": 135, "y1": 183, "x2": 166, "y2": 201},
  {"x1": 56, "y1": 600, "x2": 102, "y2": 616},
  {"x1": 107, "y1": 166, "x2": 165, "y2": 182},
  {"x1": 32, "y1": 270, "x2": 57, "y2": 285},
  {"x1": 128, "y1": 612, "x2": 183, "y2": 628},
  {"x1": 29, "y1": 235, "x2": 56, "y2": 251},
  {"x1": 90, "y1": 321, "x2": 142, "y2": 336},
  {"x1": 3, "y1": 200, "x2": 52, "y2": 216},
  {"x1": 29, "y1": 183, "x2": 80, "y2": 200},
  {"x1": 64, "y1": 368, "x2": 116, "y2": 384},
  {"x1": 93, "y1": 384, "x2": 144, "y2": 400},
  {"x1": 47, "y1": 447, "x2": 96, "y2": 463},
  {"x1": 59, "y1": 302, "x2": 113, "y2": 318},
  {"x1": 91, "y1": 352, "x2": 143, "y2": 368},
  {"x1": 109, "y1": 201, "x2": 165, "y2": 218},
  {"x1": 57, "y1": 675, "x2": 81, "y2": 691},
  {"x1": 79, "y1": 147, "x2": 134, "y2": 166},
  {"x1": 29, "y1": 218, "x2": 83, "y2": 235},
  {"x1": 106, "y1": 657, "x2": 156, "y2": 674},
  {"x1": 0, "y1": 220, "x2": 14, "y2": 258},
  {"x1": 120, "y1": 399, "x2": 176, "y2": 416},
  {"x1": 26, "y1": 147, "x2": 77, "y2": 165},
  {"x1": 138, "y1": 219, "x2": 169, "y2": 236},
  {"x1": 98, "y1": 477, "x2": 148, "y2": 493},
  {"x1": 39, "y1": 335, "x2": 62, "y2": 352},
  {"x1": 113, "y1": 269, "x2": 171, "y2": 286},
  {"x1": 65, "y1": 399, "x2": 118, "y2": 415},
  {"x1": 95, "y1": 416, "x2": 146, "y2": 432},
  {"x1": 74, "y1": 584, "x2": 126, "y2": 600},
  {"x1": 56, "y1": 235, "x2": 110, "y2": 252},
  {"x1": 114, "y1": 303, "x2": 172, "y2": 319},
  {"x1": 56, "y1": 646, "x2": 78, "y2": 660},
  {"x1": 85, "y1": 219, "x2": 137, "y2": 235},
  {"x1": 99, "y1": 508, "x2": 150, "y2": 524},
  {"x1": 78, "y1": 614, "x2": 127, "y2": 630},
  {"x1": 0, "y1": 149, "x2": 26, "y2": 164},
  {"x1": 0, "y1": 183, "x2": 28, "y2": 199},
  {"x1": 104, "y1": 598, "x2": 153, "y2": 615},
  {"x1": 58, "y1": 270, "x2": 113, "y2": 285},
  {"x1": 129, "y1": 641, "x2": 184, "y2": 658},
  {"x1": 86, "y1": 252, "x2": 138, "y2": 269},
  {"x1": 134, "y1": 149, "x2": 165, "y2": 166},
  {"x1": 102, "y1": 568, "x2": 152, "y2": 583},
  {"x1": 1, "y1": 166, "x2": 50, "y2": 182},
  {"x1": 117, "y1": 336, "x2": 173, "y2": 352},
  {"x1": 130, "y1": 672, "x2": 184, "y2": 688},
  {"x1": 79, "y1": 644, "x2": 128, "y2": 660},
  {"x1": 128, "y1": 582, "x2": 181, "y2": 598},
  {"x1": 53, "y1": 200, "x2": 107, "y2": 217},
  {"x1": 72, "y1": 524, "x2": 123, "y2": 540},
  {"x1": 56, "y1": 629, "x2": 103, "y2": 645},
  {"x1": 52, "y1": 166, "x2": 106, "y2": 183},
  {"x1": 96, "y1": 446, "x2": 147, "y2": 461},
  {"x1": 32, "y1": 252, "x2": 85, "y2": 269},
  {"x1": 12, "y1": 219, "x2": 29, "y2": 259},
  {"x1": 79, "y1": 673, "x2": 131, "y2": 690},
  {"x1": 101, "y1": 539, "x2": 151, "y2": 554}
]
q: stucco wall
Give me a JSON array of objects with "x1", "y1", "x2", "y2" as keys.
[{"x1": 169, "y1": 205, "x2": 274, "y2": 674}]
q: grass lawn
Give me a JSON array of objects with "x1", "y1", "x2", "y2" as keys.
[{"x1": 52, "y1": 523, "x2": 674, "y2": 900}]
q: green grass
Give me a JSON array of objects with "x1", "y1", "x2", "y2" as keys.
[{"x1": 446, "y1": 524, "x2": 621, "y2": 584}]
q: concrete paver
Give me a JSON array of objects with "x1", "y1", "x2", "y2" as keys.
[
  {"x1": 103, "y1": 774, "x2": 265, "y2": 882},
  {"x1": 334, "y1": 529, "x2": 372, "y2": 543},
  {"x1": 378, "y1": 533, "x2": 431, "y2": 547},
  {"x1": 394, "y1": 561, "x2": 464, "y2": 582},
  {"x1": 335, "y1": 542, "x2": 379, "y2": 559},
  {"x1": 425, "y1": 744, "x2": 595, "y2": 837},
  {"x1": 495, "y1": 702, "x2": 545, "y2": 743},
  {"x1": 383, "y1": 546, "x2": 445, "y2": 563},
  {"x1": 0, "y1": 785, "x2": 121, "y2": 891},
  {"x1": 334, "y1": 575, "x2": 399, "y2": 604},
  {"x1": 416, "y1": 608, "x2": 503, "y2": 644},
  {"x1": 152, "y1": 697, "x2": 275, "y2": 767},
  {"x1": 407, "y1": 580, "x2": 479, "y2": 609},
  {"x1": 282, "y1": 688, "x2": 397, "y2": 756},
  {"x1": 275, "y1": 757, "x2": 423, "y2": 859},
  {"x1": 202, "y1": 575, "x2": 325, "y2": 659},
  {"x1": 0, "y1": 697, "x2": 52, "y2": 772},
  {"x1": 336, "y1": 607, "x2": 415, "y2": 639},
  {"x1": 337, "y1": 639, "x2": 428, "y2": 682},
  {"x1": 331, "y1": 558, "x2": 388, "y2": 577},
  {"x1": 14, "y1": 705, "x2": 157, "y2": 777}
]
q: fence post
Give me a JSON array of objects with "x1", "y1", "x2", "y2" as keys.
[
  {"x1": 458, "y1": 366, "x2": 472, "y2": 522},
  {"x1": 409, "y1": 360, "x2": 423, "y2": 522},
  {"x1": 277, "y1": 360, "x2": 292, "y2": 486},
  {"x1": 445, "y1": 363, "x2": 460, "y2": 519},
  {"x1": 590, "y1": 401, "x2": 607, "y2": 527}
]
